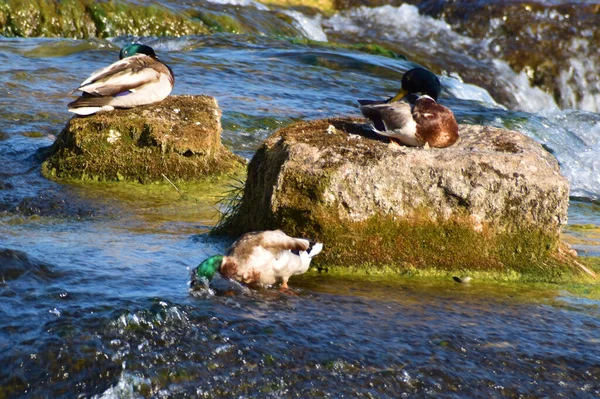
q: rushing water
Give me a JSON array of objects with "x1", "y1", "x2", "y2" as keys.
[{"x1": 2, "y1": 1, "x2": 600, "y2": 397}]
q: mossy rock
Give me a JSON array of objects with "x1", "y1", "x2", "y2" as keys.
[
  {"x1": 0, "y1": 0, "x2": 209, "y2": 38},
  {"x1": 216, "y1": 117, "x2": 594, "y2": 282},
  {"x1": 42, "y1": 95, "x2": 245, "y2": 183}
]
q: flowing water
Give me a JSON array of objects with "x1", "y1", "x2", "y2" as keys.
[{"x1": 1, "y1": 1, "x2": 600, "y2": 397}]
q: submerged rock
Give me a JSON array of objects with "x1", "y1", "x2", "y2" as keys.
[
  {"x1": 218, "y1": 118, "x2": 583, "y2": 280},
  {"x1": 42, "y1": 95, "x2": 245, "y2": 183}
]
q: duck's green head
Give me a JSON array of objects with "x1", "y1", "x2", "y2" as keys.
[
  {"x1": 119, "y1": 43, "x2": 157, "y2": 60},
  {"x1": 391, "y1": 67, "x2": 441, "y2": 102},
  {"x1": 194, "y1": 255, "x2": 224, "y2": 281}
]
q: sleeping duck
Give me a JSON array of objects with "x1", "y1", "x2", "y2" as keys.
[
  {"x1": 68, "y1": 43, "x2": 174, "y2": 115},
  {"x1": 358, "y1": 67, "x2": 459, "y2": 148},
  {"x1": 191, "y1": 230, "x2": 323, "y2": 292}
]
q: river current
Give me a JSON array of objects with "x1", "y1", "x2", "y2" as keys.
[{"x1": 1, "y1": 1, "x2": 600, "y2": 397}]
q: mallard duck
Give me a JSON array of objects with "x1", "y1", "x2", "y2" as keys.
[
  {"x1": 191, "y1": 230, "x2": 323, "y2": 292},
  {"x1": 358, "y1": 67, "x2": 459, "y2": 148},
  {"x1": 68, "y1": 43, "x2": 174, "y2": 115}
]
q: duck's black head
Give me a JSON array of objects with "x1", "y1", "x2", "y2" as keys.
[
  {"x1": 119, "y1": 43, "x2": 157, "y2": 60},
  {"x1": 401, "y1": 67, "x2": 441, "y2": 101}
]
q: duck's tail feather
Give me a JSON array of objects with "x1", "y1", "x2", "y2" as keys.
[
  {"x1": 359, "y1": 103, "x2": 387, "y2": 131},
  {"x1": 307, "y1": 242, "x2": 323, "y2": 258},
  {"x1": 68, "y1": 94, "x2": 117, "y2": 115}
]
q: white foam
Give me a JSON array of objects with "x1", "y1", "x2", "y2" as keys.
[
  {"x1": 442, "y1": 73, "x2": 498, "y2": 106},
  {"x1": 557, "y1": 38, "x2": 600, "y2": 113},
  {"x1": 283, "y1": 10, "x2": 328, "y2": 42},
  {"x1": 491, "y1": 59, "x2": 559, "y2": 113},
  {"x1": 93, "y1": 371, "x2": 150, "y2": 399},
  {"x1": 325, "y1": 4, "x2": 469, "y2": 47},
  {"x1": 535, "y1": 108, "x2": 600, "y2": 199}
]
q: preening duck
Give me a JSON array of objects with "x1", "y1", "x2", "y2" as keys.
[
  {"x1": 191, "y1": 230, "x2": 323, "y2": 292},
  {"x1": 358, "y1": 67, "x2": 459, "y2": 148},
  {"x1": 68, "y1": 43, "x2": 174, "y2": 115}
]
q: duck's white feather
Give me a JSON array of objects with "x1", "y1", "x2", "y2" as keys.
[{"x1": 223, "y1": 230, "x2": 322, "y2": 288}]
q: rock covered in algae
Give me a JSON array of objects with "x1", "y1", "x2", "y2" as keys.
[
  {"x1": 218, "y1": 118, "x2": 579, "y2": 280},
  {"x1": 0, "y1": 0, "x2": 209, "y2": 38},
  {"x1": 42, "y1": 95, "x2": 245, "y2": 183}
]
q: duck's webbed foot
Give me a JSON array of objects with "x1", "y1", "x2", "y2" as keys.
[{"x1": 279, "y1": 281, "x2": 298, "y2": 296}]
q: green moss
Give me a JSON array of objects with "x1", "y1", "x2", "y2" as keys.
[
  {"x1": 0, "y1": 0, "x2": 209, "y2": 38},
  {"x1": 568, "y1": 224, "x2": 599, "y2": 231},
  {"x1": 310, "y1": 211, "x2": 571, "y2": 281},
  {"x1": 194, "y1": 11, "x2": 248, "y2": 34},
  {"x1": 288, "y1": 37, "x2": 401, "y2": 59},
  {"x1": 21, "y1": 131, "x2": 45, "y2": 138},
  {"x1": 290, "y1": 212, "x2": 591, "y2": 283},
  {"x1": 42, "y1": 96, "x2": 246, "y2": 183}
]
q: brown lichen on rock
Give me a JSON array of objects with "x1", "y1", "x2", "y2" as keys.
[
  {"x1": 218, "y1": 118, "x2": 582, "y2": 281},
  {"x1": 42, "y1": 95, "x2": 245, "y2": 183}
]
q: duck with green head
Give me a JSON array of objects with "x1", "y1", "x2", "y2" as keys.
[
  {"x1": 358, "y1": 67, "x2": 459, "y2": 148},
  {"x1": 68, "y1": 43, "x2": 174, "y2": 115},
  {"x1": 191, "y1": 230, "x2": 323, "y2": 292}
]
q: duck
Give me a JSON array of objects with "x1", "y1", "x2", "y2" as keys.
[
  {"x1": 68, "y1": 43, "x2": 174, "y2": 116},
  {"x1": 191, "y1": 230, "x2": 323, "y2": 292},
  {"x1": 358, "y1": 67, "x2": 459, "y2": 148}
]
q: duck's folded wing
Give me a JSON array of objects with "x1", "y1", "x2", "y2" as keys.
[
  {"x1": 258, "y1": 230, "x2": 309, "y2": 253},
  {"x1": 360, "y1": 102, "x2": 413, "y2": 132},
  {"x1": 76, "y1": 54, "x2": 160, "y2": 97},
  {"x1": 357, "y1": 99, "x2": 386, "y2": 106}
]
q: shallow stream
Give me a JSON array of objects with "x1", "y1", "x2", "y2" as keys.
[{"x1": 2, "y1": 1, "x2": 600, "y2": 397}]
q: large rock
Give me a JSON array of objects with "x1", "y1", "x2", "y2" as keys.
[
  {"x1": 42, "y1": 95, "x2": 245, "y2": 183},
  {"x1": 218, "y1": 118, "x2": 585, "y2": 280}
]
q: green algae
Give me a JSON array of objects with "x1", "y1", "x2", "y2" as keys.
[
  {"x1": 21, "y1": 131, "x2": 45, "y2": 138},
  {"x1": 0, "y1": 0, "x2": 209, "y2": 38},
  {"x1": 192, "y1": 9, "x2": 301, "y2": 37},
  {"x1": 288, "y1": 37, "x2": 402, "y2": 59},
  {"x1": 194, "y1": 11, "x2": 248, "y2": 35},
  {"x1": 297, "y1": 211, "x2": 589, "y2": 283},
  {"x1": 294, "y1": 271, "x2": 600, "y2": 304},
  {"x1": 568, "y1": 224, "x2": 599, "y2": 231}
]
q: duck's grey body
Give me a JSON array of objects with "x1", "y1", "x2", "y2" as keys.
[
  {"x1": 359, "y1": 98, "x2": 421, "y2": 146},
  {"x1": 68, "y1": 47, "x2": 174, "y2": 115}
]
